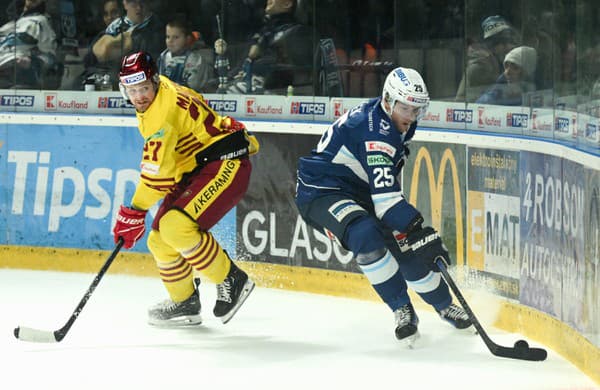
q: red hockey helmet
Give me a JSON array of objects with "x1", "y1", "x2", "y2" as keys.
[{"x1": 118, "y1": 51, "x2": 159, "y2": 87}]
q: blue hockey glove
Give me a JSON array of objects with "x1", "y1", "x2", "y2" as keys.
[{"x1": 401, "y1": 226, "x2": 450, "y2": 271}]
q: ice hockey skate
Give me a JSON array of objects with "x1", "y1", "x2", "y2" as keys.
[
  {"x1": 394, "y1": 302, "x2": 420, "y2": 348},
  {"x1": 437, "y1": 303, "x2": 472, "y2": 329},
  {"x1": 213, "y1": 262, "x2": 255, "y2": 324},
  {"x1": 148, "y1": 289, "x2": 202, "y2": 327}
]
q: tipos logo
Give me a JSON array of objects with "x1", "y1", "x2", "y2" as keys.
[{"x1": 446, "y1": 108, "x2": 472, "y2": 123}]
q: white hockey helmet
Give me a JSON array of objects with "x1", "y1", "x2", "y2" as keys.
[{"x1": 381, "y1": 67, "x2": 430, "y2": 120}]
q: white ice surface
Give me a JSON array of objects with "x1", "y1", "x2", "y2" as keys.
[{"x1": 1, "y1": 269, "x2": 597, "y2": 390}]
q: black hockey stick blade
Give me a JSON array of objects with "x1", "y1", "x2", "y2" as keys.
[
  {"x1": 435, "y1": 257, "x2": 547, "y2": 361},
  {"x1": 14, "y1": 238, "x2": 124, "y2": 343}
]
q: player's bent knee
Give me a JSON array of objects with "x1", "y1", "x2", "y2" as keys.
[
  {"x1": 146, "y1": 229, "x2": 162, "y2": 256},
  {"x1": 147, "y1": 229, "x2": 179, "y2": 261},
  {"x1": 159, "y1": 209, "x2": 201, "y2": 248},
  {"x1": 344, "y1": 215, "x2": 386, "y2": 256}
]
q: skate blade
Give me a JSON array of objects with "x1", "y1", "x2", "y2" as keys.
[
  {"x1": 220, "y1": 279, "x2": 256, "y2": 324},
  {"x1": 402, "y1": 331, "x2": 420, "y2": 349},
  {"x1": 148, "y1": 314, "x2": 203, "y2": 328}
]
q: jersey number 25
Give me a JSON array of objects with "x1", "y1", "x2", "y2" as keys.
[{"x1": 373, "y1": 167, "x2": 394, "y2": 188}]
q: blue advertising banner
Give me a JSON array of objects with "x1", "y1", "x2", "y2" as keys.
[
  {"x1": 583, "y1": 168, "x2": 600, "y2": 344},
  {"x1": 0, "y1": 124, "x2": 236, "y2": 255},
  {"x1": 519, "y1": 151, "x2": 586, "y2": 331}
]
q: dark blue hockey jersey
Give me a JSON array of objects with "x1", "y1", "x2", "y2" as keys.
[{"x1": 296, "y1": 97, "x2": 420, "y2": 232}]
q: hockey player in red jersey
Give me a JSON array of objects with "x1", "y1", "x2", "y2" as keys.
[{"x1": 112, "y1": 51, "x2": 259, "y2": 327}]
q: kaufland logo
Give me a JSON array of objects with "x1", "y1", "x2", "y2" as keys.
[
  {"x1": 291, "y1": 101, "x2": 326, "y2": 115},
  {"x1": 45, "y1": 93, "x2": 57, "y2": 110},
  {"x1": 506, "y1": 113, "x2": 528, "y2": 128},
  {"x1": 245, "y1": 98, "x2": 282, "y2": 116},
  {"x1": 332, "y1": 99, "x2": 345, "y2": 118},
  {"x1": 477, "y1": 107, "x2": 501, "y2": 128},
  {"x1": 98, "y1": 97, "x2": 133, "y2": 109},
  {"x1": 531, "y1": 110, "x2": 553, "y2": 131},
  {"x1": 421, "y1": 111, "x2": 440, "y2": 122},
  {"x1": 207, "y1": 99, "x2": 237, "y2": 112},
  {"x1": 0, "y1": 95, "x2": 34, "y2": 106},
  {"x1": 446, "y1": 108, "x2": 472, "y2": 123},
  {"x1": 246, "y1": 98, "x2": 256, "y2": 115},
  {"x1": 43, "y1": 94, "x2": 88, "y2": 111}
]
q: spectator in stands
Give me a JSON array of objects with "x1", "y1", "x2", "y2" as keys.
[
  {"x1": 81, "y1": 0, "x2": 164, "y2": 90},
  {"x1": 102, "y1": 0, "x2": 120, "y2": 27},
  {"x1": 215, "y1": 0, "x2": 313, "y2": 94},
  {"x1": 455, "y1": 15, "x2": 519, "y2": 103},
  {"x1": 157, "y1": 14, "x2": 215, "y2": 92},
  {"x1": 522, "y1": 11, "x2": 561, "y2": 91},
  {"x1": 0, "y1": 0, "x2": 58, "y2": 89},
  {"x1": 476, "y1": 46, "x2": 537, "y2": 106}
]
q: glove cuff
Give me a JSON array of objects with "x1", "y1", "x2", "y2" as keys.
[
  {"x1": 405, "y1": 213, "x2": 424, "y2": 234},
  {"x1": 119, "y1": 205, "x2": 147, "y2": 218}
]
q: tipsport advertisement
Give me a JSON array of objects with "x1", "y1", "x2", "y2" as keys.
[{"x1": 0, "y1": 123, "x2": 236, "y2": 255}]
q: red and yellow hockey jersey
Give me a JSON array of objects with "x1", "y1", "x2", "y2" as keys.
[{"x1": 131, "y1": 76, "x2": 258, "y2": 210}]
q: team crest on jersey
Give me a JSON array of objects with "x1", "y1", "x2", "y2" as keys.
[
  {"x1": 365, "y1": 141, "x2": 396, "y2": 158},
  {"x1": 379, "y1": 119, "x2": 390, "y2": 136}
]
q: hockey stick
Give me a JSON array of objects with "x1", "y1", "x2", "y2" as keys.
[
  {"x1": 435, "y1": 257, "x2": 547, "y2": 361},
  {"x1": 14, "y1": 238, "x2": 124, "y2": 343}
]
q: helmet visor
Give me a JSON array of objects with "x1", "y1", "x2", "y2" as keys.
[{"x1": 393, "y1": 101, "x2": 429, "y2": 121}]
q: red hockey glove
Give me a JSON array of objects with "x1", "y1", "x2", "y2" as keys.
[
  {"x1": 113, "y1": 205, "x2": 147, "y2": 249},
  {"x1": 222, "y1": 116, "x2": 246, "y2": 132}
]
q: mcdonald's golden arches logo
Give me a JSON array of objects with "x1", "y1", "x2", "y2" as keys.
[{"x1": 407, "y1": 146, "x2": 464, "y2": 266}]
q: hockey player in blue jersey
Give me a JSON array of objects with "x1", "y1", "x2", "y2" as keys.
[{"x1": 295, "y1": 67, "x2": 472, "y2": 346}]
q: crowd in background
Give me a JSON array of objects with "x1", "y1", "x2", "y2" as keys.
[{"x1": 0, "y1": 0, "x2": 599, "y2": 115}]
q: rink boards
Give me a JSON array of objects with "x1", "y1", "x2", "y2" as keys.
[{"x1": 0, "y1": 113, "x2": 599, "y2": 383}]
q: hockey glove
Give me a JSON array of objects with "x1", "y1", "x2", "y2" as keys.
[
  {"x1": 401, "y1": 226, "x2": 450, "y2": 271},
  {"x1": 222, "y1": 116, "x2": 246, "y2": 132},
  {"x1": 113, "y1": 205, "x2": 147, "y2": 249}
]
